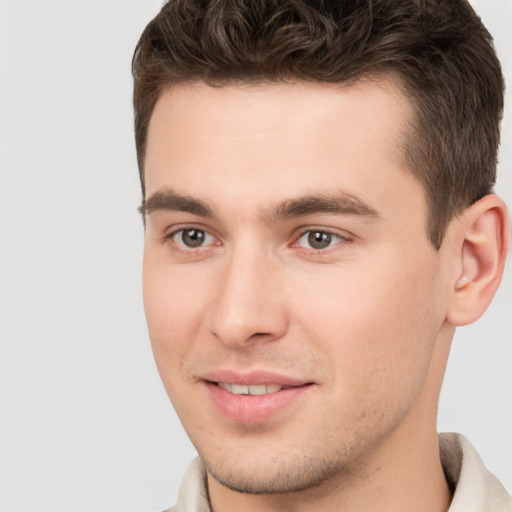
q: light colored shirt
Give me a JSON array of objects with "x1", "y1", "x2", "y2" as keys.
[{"x1": 165, "y1": 433, "x2": 512, "y2": 511}]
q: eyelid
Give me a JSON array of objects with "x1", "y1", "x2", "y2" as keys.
[
  {"x1": 164, "y1": 224, "x2": 221, "y2": 250},
  {"x1": 291, "y1": 227, "x2": 353, "y2": 251},
  {"x1": 160, "y1": 223, "x2": 352, "y2": 254}
]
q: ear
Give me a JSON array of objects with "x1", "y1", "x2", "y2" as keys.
[{"x1": 446, "y1": 194, "x2": 510, "y2": 326}]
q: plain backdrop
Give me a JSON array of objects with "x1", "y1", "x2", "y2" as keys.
[{"x1": 0, "y1": 1, "x2": 510, "y2": 511}]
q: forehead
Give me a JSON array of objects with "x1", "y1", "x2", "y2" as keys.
[
  {"x1": 146, "y1": 80, "x2": 411, "y2": 164},
  {"x1": 144, "y1": 80, "x2": 424, "y2": 224}
]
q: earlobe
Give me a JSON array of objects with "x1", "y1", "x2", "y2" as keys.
[{"x1": 447, "y1": 194, "x2": 509, "y2": 326}]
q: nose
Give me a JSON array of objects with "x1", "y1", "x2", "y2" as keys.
[{"x1": 208, "y1": 247, "x2": 288, "y2": 348}]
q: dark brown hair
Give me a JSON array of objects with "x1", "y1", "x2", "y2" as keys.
[{"x1": 132, "y1": 0, "x2": 504, "y2": 248}]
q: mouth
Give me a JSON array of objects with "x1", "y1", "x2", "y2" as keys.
[
  {"x1": 215, "y1": 382, "x2": 291, "y2": 395},
  {"x1": 202, "y1": 372, "x2": 314, "y2": 423}
]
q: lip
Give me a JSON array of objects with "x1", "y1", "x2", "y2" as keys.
[
  {"x1": 203, "y1": 369, "x2": 310, "y2": 387},
  {"x1": 202, "y1": 369, "x2": 314, "y2": 424}
]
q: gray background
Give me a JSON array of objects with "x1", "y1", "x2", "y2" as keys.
[{"x1": 0, "y1": 1, "x2": 510, "y2": 511}]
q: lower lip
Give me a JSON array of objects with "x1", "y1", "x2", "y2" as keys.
[{"x1": 205, "y1": 382, "x2": 312, "y2": 424}]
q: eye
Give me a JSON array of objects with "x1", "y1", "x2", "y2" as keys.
[
  {"x1": 297, "y1": 230, "x2": 344, "y2": 250},
  {"x1": 170, "y1": 228, "x2": 217, "y2": 249}
]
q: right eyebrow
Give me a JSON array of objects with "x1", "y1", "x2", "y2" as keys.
[{"x1": 139, "y1": 189, "x2": 214, "y2": 217}]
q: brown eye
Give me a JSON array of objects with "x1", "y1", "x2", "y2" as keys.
[
  {"x1": 297, "y1": 230, "x2": 343, "y2": 250},
  {"x1": 178, "y1": 229, "x2": 207, "y2": 248},
  {"x1": 308, "y1": 231, "x2": 332, "y2": 249}
]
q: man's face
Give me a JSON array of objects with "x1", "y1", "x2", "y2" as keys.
[{"x1": 142, "y1": 82, "x2": 453, "y2": 493}]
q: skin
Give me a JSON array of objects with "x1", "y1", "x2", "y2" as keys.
[{"x1": 142, "y1": 81, "x2": 508, "y2": 512}]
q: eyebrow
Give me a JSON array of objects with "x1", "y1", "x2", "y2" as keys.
[
  {"x1": 139, "y1": 190, "x2": 214, "y2": 217},
  {"x1": 263, "y1": 192, "x2": 381, "y2": 223},
  {"x1": 140, "y1": 188, "x2": 381, "y2": 222}
]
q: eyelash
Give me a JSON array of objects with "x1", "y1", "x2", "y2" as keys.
[
  {"x1": 165, "y1": 227, "x2": 219, "y2": 252},
  {"x1": 294, "y1": 229, "x2": 349, "y2": 251},
  {"x1": 164, "y1": 226, "x2": 351, "y2": 254}
]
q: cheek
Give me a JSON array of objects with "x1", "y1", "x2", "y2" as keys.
[
  {"x1": 290, "y1": 254, "x2": 441, "y2": 399},
  {"x1": 142, "y1": 253, "x2": 206, "y2": 371},
  {"x1": 142, "y1": 263, "x2": 210, "y2": 423}
]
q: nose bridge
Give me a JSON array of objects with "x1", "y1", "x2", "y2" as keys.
[{"x1": 209, "y1": 240, "x2": 286, "y2": 347}]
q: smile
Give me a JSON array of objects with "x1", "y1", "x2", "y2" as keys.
[
  {"x1": 204, "y1": 374, "x2": 314, "y2": 423},
  {"x1": 217, "y1": 382, "x2": 286, "y2": 395}
]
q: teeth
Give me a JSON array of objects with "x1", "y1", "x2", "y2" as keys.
[
  {"x1": 247, "y1": 385, "x2": 267, "y2": 396},
  {"x1": 232, "y1": 384, "x2": 249, "y2": 394},
  {"x1": 217, "y1": 383, "x2": 283, "y2": 395}
]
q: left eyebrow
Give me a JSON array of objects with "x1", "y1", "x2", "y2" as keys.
[{"x1": 263, "y1": 192, "x2": 382, "y2": 223}]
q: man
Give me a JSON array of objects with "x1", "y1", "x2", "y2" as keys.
[{"x1": 132, "y1": 1, "x2": 511, "y2": 510}]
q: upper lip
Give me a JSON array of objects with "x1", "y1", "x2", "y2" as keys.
[{"x1": 202, "y1": 369, "x2": 312, "y2": 387}]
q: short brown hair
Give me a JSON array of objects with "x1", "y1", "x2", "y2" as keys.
[{"x1": 132, "y1": 0, "x2": 504, "y2": 248}]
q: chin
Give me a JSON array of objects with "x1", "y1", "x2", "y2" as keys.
[{"x1": 200, "y1": 448, "x2": 351, "y2": 495}]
